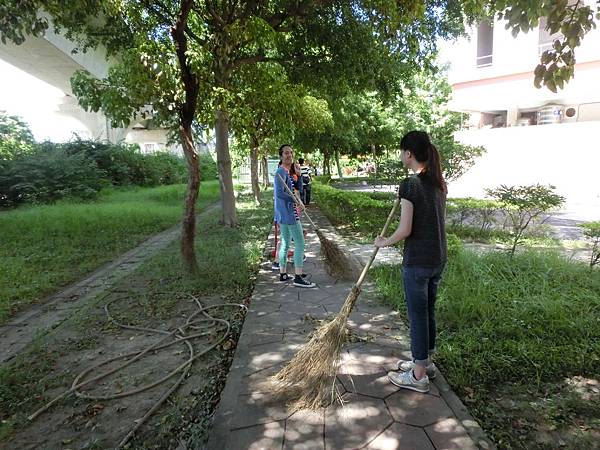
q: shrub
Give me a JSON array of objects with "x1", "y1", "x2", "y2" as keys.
[
  {"x1": 447, "y1": 197, "x2": 502, "y2": 231},
  {"x1": 581, "y1": 221, "x2": 600, "y2": 268},
  {"x1": 446, "y1": 233, "x2": 463, "y2": 258},
  {"x1": 313, "y1": 174, "x2": 332, "y2": 185},
  {"x1": 365, "y1": 191, "x2": 395, "y2": 202},
  {"x1": 486, "y1": 184, "x2": 564, "y2": 256},
  {"x1": 312, "y1": 182, "x2": 399, "y2": 236},
  {"x1": 0, "y1": 112, "x2": 35, "y2": 161},
  {"x1": 0, "y1": 148, "x2": 106, "y2": 206},
  {"x1": 373, "y1": 158, "x2": 406, "y2": 185},
  {"x1": 59, "y1": 140, "x2": 186, "y2": 186},
  {"x1": 1, "y1": 140, "x2": 189, "y2": 208},
  {"x1": 199, "y1": 152, "x2": 218, "y2": 181}
]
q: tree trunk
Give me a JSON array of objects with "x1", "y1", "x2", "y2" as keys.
[
  {"x1": 371, "y1": 143, "x2": 377, "y2": 174},
  {"x1": 261, "y1": 156, "x2": 270, "y2": 187},
  {"x1": 215, "y1": 107, "x2": 238, "y2": 226},
  {"x1": 180, "y1": 125, "x2": 200, "y2": 273},
  {"x1": 323, "y1": 151, "x2": 331, "y2": 176},
  {"x1": 250, "y1": 139, "x2": 261, "y2": 204},
  {"x1": 171, "y1": 0, "x2": 199, "y2": 273},
  {"x1": 334, "y1": 148, "x2": 343, "y2": 179}
]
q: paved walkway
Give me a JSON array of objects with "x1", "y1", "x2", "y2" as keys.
[
  {"x1": 207, "y1": 206, "x2": 494, "y2": 450},
  {"x1": 0, "y1": 204, "x2": 219, "y2": 365}
]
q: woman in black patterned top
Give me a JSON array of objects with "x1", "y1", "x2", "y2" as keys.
[{"x1": 374, "y1": 130, "x2": 447, "y2": 394}]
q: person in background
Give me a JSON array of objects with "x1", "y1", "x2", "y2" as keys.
[{"x1": 299, "y1": 157, "x2": 312, "y2": 205}]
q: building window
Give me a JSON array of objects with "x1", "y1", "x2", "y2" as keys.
[
  {"x1": 143, "y1": 143, "x2": 159, "y2": 153},
  {"x1": 538, "y1": 16, "x2": 560, "y2": 54},
  {"x1": 476, "y1": 21, "x2": 494, "y2": 67},
  {"x1": 538, "y1": 1, "x2": 578, "y2": 55}
]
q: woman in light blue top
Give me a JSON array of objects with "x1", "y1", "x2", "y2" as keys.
[{"x1": 274, "y1": 145, "x2": 316, "y2": 288}]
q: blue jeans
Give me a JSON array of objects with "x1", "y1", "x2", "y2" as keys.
[{"x1": 403, "y1": 265, "x2": 444, "y2": 367}]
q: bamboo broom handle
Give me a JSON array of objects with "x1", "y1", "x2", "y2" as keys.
[{"x1": 354, "y1": 197, "x2": 401, "y2": 288}]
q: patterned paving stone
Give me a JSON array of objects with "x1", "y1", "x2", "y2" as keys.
[
  {"x1": 229, "y1": 391, "x2": 289, "y2": 429},
  {"x1": 238, "y1": 363, "x2": 285, "y2": 396},
  {"x1": 244, "y1": 340, "x2": 304, "y2": 374},
  {"x1": 366, "y1": 422, "x2": 436, "y2": 450},
  {"x1": 283, "y1": 409, "x2": 324, "y2": 450},
  {"x1": 338, "y1": 369, "x2": 398, "y2": 399},
  {"x1": 425, "y1": 418, "x2": 479, "y2": 450},
  {"x1": 208, "y1": 214, "x2": 485, "y2": 450},
  {"x1": 386, "y1": 390, "x2": 454, "y2": 427},
  {"x1": 227, "y1": 420, "x2": 285, "y2": 450},
  {"x1": 341, "y1": 341, "x2": 404, "y2": 368},
  {"x1": 324, "y1": 393, "x2": 393, "y2": 450},
  {"x1": 246, "y1": 330, "x2": 284, "y2": 347}
]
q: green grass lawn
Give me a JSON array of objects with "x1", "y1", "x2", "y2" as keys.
[
  {"x1": 0, "y1": 181, "x2": 220, "y2": 323},
  {"x1": 373, "y1": 248, "x2": 600, "y2": 449}
]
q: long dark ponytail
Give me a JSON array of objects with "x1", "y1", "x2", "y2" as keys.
[{"x1": 400, "y1": 131, "x2": 447, "y2": 194}]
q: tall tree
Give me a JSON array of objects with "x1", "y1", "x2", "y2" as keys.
[
  {"x1": 230, "y1": 62, "x2": 331, "y2": 203},
  {"x1": 1, "y1": 1, "x2": 207, "y2": 271},
  {"x1": 0, "y1": 112, "x2": 36, "y2": 161}
]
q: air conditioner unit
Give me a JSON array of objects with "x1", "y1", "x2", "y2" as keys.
[{"x1": 562, "y1": 105, "x2": 579, "y2": 123}]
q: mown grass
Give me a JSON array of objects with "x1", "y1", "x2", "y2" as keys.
[
  {"x1": 0, "y1": 193, "x2": 273, "y2": 448},
  {"x1": 372, "y1": 248, "x2": 600, "y2": 449},
  {"x1": 0, "y1": 181, "x2": 220, "y2": 323}
]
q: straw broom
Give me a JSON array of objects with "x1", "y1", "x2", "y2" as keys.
[{"x1": 272, "y1": 172, "x2": 400, "y2": 409}]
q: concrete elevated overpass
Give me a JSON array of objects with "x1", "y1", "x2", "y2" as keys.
[{"x1": 0, "y1": 18, "x2": 176, "y2": 152}]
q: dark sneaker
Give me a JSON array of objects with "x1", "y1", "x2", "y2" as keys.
[
  {"x1": 397, "y1": 360, "x2": 437, "y2": 380},
  {"x1": 271, "y1": 261, "x2": 280, "y2": 270},
  {"x1": 293, "y1": 275, "x2": 316, "y2": 288},
  {"x1": 388, "y1": 370, "x2": 429, "y2": 393},
  {"x1": 280, "y1": 273, "x2": 291, "y2": 282}
]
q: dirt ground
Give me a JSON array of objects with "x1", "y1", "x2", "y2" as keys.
[{"x1": 0, "y1": 283, "x2": 247, "y2": 450}]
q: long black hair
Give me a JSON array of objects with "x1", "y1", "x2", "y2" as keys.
[
  {"x1": 278, "y1": 144, "x2": 292, "y2": 157},
  {"x1": 400, "y1": 131, "x2": 446, "y2": 194}
]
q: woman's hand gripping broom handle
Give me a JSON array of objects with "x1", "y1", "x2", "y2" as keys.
[
  {"x1": 276, "y1": 172, "x2": 318, "y2": 229},
  {"x1": 355, "y1": 197, "x2": 401, "y2": 288}
]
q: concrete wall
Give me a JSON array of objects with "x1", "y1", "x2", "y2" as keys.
[{"x1": 448, "y1": 121, "x2": 600, "y2": 220}]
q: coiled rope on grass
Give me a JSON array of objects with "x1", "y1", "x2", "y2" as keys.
[{"x1": 28, "y1": 294, "x2": 247, "y2": 448}]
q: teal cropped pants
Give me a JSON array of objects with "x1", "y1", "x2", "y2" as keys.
[{"x1": 279, "y1": 221, "x2": 304, "y2": 269}]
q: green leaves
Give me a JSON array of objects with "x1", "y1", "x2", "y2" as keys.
[
  {"x1": 0, "y1": 0, "x2": 48, "y2": 45},
  {"x1": 0, "y1": 112, "x2": 36, "y2": 161},
  {"x1": 499, "y1": 0, "x2": 598, "y2": 92},
  {"x1": 486, "y1": 184, "x2": 565, "y2": 256},
  {"x1": 580, "y1": 221, "x2": 600, "y2": 268}
]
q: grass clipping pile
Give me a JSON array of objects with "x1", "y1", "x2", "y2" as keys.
[{"x1": 272, "y1": 194, "x2": 400, "y2": 410}]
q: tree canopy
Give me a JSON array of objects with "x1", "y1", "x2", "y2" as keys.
[
  {"x1": 0, "y1": 112, "x2": 36, "y2": 161},
  {"x1": 1, "y1": 0, "x2": 597, "y2": 269}
]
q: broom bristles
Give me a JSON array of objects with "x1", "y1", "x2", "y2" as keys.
[
  {"x1": 270, "y1": 197, "x2": 400, "y2": 410},
  {"x1": 271, "y1": 287, "x2": 360, "y2": 410}
]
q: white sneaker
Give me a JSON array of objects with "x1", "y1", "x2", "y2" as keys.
[
  {"x1": 388, "y1": 370, "x2": 429, "y2": 393},
  {"x1": 396, "y1": 360, "x2": 436, "y2": 379}
]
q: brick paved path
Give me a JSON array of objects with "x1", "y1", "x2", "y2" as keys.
[{"x1": 207, "y1": 206, "x2": 494, "y2": 450}]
